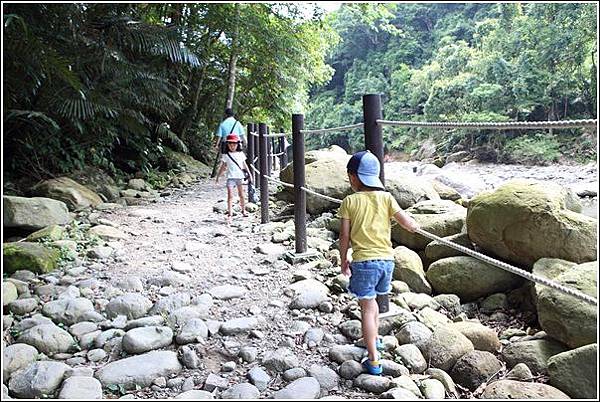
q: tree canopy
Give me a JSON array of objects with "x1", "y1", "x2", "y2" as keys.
[
  {"x1": 3, "y1": 3, "x2": 334, "y2": 183},
  {"x1": 306, "y1": 3, "x2": 597, "y2": 164}
]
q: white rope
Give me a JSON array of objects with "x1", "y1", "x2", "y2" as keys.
[
  {"x1": 376, "y1": 119, "x2": 597, "y2": 130},
  {"x1": 248, "y1": 163, "x2": 294, "y2": 188},
  {"x1": 300, "y1": 186, "x2": 343, "y2": 204},
  {"x1": 414, "y1": 228, "x2": 597, "y2": 305},
  {"x1": 268, "y1": 152, "x2": 285, "y2": 157},
  {"x1": 268, "y1": 176, "x2": 294, "y2": 189},
  {"x1": 301, "y1": 123, "x2": 364, "y2": 135},
  {"x1": 249, "y1": 131, "x2": 259, "y2": 137}
]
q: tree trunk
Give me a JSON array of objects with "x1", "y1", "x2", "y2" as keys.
[{"x1": 225, "y1": 5, "x2": 240, "y2": 110}]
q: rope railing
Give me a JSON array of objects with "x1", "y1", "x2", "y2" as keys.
[
  {"x1": 265, "y1": 132, "x2": 289, "y2": 138},
  {"x1": 248, "y1": 163, "x2": 294, "y2": 189},
  {"x1": 414, "y1": 228, "x2": 597, "y2": 305},
  {"x1": 270, "y1": 177, "x2": 597, "y2": 305},
  {"x1": 249, "y1": 131, "x2": 259, "y2": 137},
  {"x1": 268, "y1": 152, "x2": 285, "y2": 157},
  {"x1": 301, "y1": 123, "x2": 364, "y2": 135},
  {"x1": 376, "y1": 119, "x2": 598, "y2": 130}
]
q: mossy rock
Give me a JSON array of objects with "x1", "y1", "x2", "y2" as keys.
[
  {"x1": 467, "y1": 179, "x2": 595, "y2": 267},
  {"x1": 25, "y1": 225, "x2": 65, "y2": 242},
  {"x1": 163, "y1": 148, "x2": 211, "y2": 176},
  {"x1": 3, "y1": 242, "x2": 61, "y2": 274}
]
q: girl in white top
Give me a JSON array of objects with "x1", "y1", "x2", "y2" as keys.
[{"x1": 215, "y1": 134, "x2": 252, "y2": 224}]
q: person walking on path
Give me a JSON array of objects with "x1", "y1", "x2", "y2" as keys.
[
  {"x1": 215, "y1": 134, "x2": 251, "y2": 224},
  {"x1": 338, "y1": 150, "x2": 419, "y2": 375},
  {"x1": 211, "y1": 108, "x2": 245, "y2": 177}
]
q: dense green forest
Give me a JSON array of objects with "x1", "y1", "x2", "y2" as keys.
[
  {"x1": 306, "y1": 3, "x2": 597, "y2": 164},
  {"x1": 3, "y1": 3, "x2": 333, "y2": 188},
  {"x1": 2, "y1": 3, "x2": 597, "y2": 192}
]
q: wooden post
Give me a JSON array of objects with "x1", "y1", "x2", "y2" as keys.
[
  {"x1": 362, "y1": 94, "x2": 385, "y2": 185},
  {"x1": 278, "y1": 128, "x2": 287, "y2": 169},
  {"x1": 363, "y1": 94, "x2": 388, "y2": 313},
  {"x1": 259, "y1": 123, "x2": 269, "y2": 223},
  {"x1": 292, "y1": 114, "x2": 306, "y2": 254},
  {"x1": 253, "y1": 123, "x2": 260, "y2": 188},
  {"x1": 246, "y1": 123, "x2": 254, "y2": 202},
  {"x1": 266, "y1": 126, "x2": 272, "y2": 176}
]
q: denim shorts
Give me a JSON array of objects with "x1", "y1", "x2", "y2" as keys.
[
  {"x1": 226, "y1": 178, "x2": 243, "y2": 188},
  {"x1": 348, "y1": 259, "x2": 394, "y2": 300}
]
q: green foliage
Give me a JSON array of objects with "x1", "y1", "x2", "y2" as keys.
[
  {"x1": 4, "y1": 3, "x2": 334, "y2": 183},
  {"x1": 502, "y1": 133, "x2": 561, "y2": 165},
  {"x1": 307, "y1": 3, "x2": 596, "y2": 164}
]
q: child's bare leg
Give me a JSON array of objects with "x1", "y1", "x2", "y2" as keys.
[
  {"x1": 359, "y1": 298, "x2": 379, "y2": 361},
  {"x1": 237, "y1": 183, "x2": 247, "y2": 216},
  {"x1": 227, "y1": 186, "x2": 234, "y2": 222}
]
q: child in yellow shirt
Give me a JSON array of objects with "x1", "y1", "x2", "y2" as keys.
[{"x1": 338, "y1": 150, "x2": 419, "y2": 375}]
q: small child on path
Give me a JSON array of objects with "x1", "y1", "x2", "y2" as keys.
[
  {"x1": 215, "y1": 134, "x2": 252, "y2": 224},
  {"x1": 338, "y1": 150, "x2": 419, "y2": 375}
]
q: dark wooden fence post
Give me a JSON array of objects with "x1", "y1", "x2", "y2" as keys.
[
  {"x1": 292, "y1": 114, "x2": 306, "y2": 254},
  {"x1": 362, "y1": 94, "x2": 385, "y2": 185},
  {"x1": 271, "y1": 137, "x2": 277, "y2": 171},
  {"x1": 363, "y1": 94, "x2": 388, "y2": 313},
  {"x1": 246, "y1": 123, "x2": 254, "y2": 202},
  {"x1": 253, "y1": 123, "x2": 260, "y2": 188},
  {"x1": 278, "y1": 128, "x2": 287, "y2": 169},
  {"x1": 266, "y1": 126, "x2": 272, "y2": 176},
  {"x1": 259, "y1": 123, "x2": 269, "y2": 223}
]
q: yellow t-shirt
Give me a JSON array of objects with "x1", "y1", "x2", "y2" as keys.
[{"x1": 337, "y1": 191, "x2": 402, "y2": 262}]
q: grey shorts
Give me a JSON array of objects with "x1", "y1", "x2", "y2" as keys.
[{"x1": 226, "y1": 178, "x2": 243, "y2": 188}]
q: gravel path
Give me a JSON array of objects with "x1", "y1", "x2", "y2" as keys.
[{"x1": 92, "y1": 179, "x2": 365, "y2": 399}]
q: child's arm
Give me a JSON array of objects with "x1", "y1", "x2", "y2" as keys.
[
  {"x1": 393, "y1": 209, "x2": 419, "y2": 233},
  {"x1": 215, "y1": 162, "x2": 227, "y2": 183},
  {"x1": 339, "y1": 218, "x2": 351, "y2": 276}
]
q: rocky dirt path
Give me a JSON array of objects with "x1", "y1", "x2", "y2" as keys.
[{"x1": 89, "y1": 178, "x2": 364, "y2": 399}]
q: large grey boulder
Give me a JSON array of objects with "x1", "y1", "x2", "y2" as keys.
[
  {"x1": 58, "y1": 376, "x2": 103, "y2": 399},
  {"x1": 450, "y1": 350, "x2": 503, "y2": 391},
  {"x1": 391, "y1": 200, "x2": 466, "y2": 250},
  {"x1": 8, "y1": 361, "x2": 69, "y2": 398},
  {"x1": 501, "y1": 339, "x2": 568, "y2": 374},
  {"x1": 31, "y1": 177, "x2": 103, "y2": 211},
  {"x1": 41, "y1": 297, "x2": 95, "y2": 325},
  {"x1": 427, "y1": 256, "x2": 522, "y2": 301},
  {"x1": 121, "y1": 326, "x2": 173, "y2": 354},
  {"x1": 95, "y1": 351, "x2": 181, "y2": 389},
  {"x1": 3, "y1": 281, "x2": 18, "y2": 306},
  {"x1": 393, "y1": 246, "x2": 431, "y2": 294},
  {"x1": 425, "y1": 232, "x2": 473, "y2": 262},
  {"x1": 3, "y1": 343, "x2": 39, "y2": 380},
  {"x1": 421, "y1": 326, "x2": 474, "y2": 372},
  {"x1": 447, "y1": 321, "x2": 501, "y2": 353},
  {"x1": 534, "y1": 260, "x2": 597, "y2": 348},
  {"x1": 482, "y1": 380, "x2": 569, "y2": 399},
  {"x1": 547, "y1": 343, "x2": 597, "y2": 399},
  {"x1": 467, "y1": 179, "x2": 595, "y2": 267},
  {"x1": 3, "y1": 196, "x2": 71, "y2": 230},
  {"x1": 273, "y1": 377, "x2": 321, "y2": 399},
  {"x1": 17, "y1": 324, "x2": 76, "y2": 356},
  {"x1": 105, "y1": 293, "x2": 153, "y2": 319},
  {"x1": 280, "y1": 156, "x2": 352, "y2": 215},
  {"x1": 385, "y1": 176, "x2": 440, "y2": 209}
]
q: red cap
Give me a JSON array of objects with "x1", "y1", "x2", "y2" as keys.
[{"x1": 226, "y1": 134, "x2": 240, "y2": 143}]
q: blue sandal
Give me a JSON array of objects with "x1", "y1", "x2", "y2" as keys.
[{"x1": 362, "y1": 357, "x2": 383, "y2": 375}]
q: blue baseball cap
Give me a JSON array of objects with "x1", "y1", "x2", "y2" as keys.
[{"x1": 346, "y1": 150, "x2": 385, "y2": 190}]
